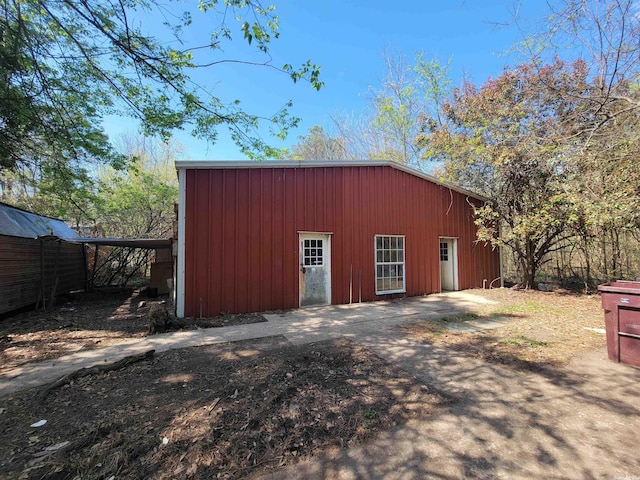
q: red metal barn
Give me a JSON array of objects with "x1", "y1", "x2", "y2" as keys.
[{"x1": 175, "y1": 161, "x2": 501, "y2": 318}]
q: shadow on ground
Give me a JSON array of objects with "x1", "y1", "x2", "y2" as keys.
[
  {"x1": 0, "y1": 289, "x2": 267, "y2": 372},
  {"x1": 266, "y1": 332, "x2": 640, "y2": 479},
  {"x1": 0, "y1": 337, "x2": 448, "y2": 479}
]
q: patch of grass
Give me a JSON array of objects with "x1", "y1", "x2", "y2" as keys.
[
  {"x1": 401, "y1": 289, "x2": 606, "y2": 371},
  {"x1": 503, "y1": 336, "x2": 549, "y2": 348},
  {"x1": 439, "y1": 313, "x2": 480, "y2": 323},
  {"x1": 363, "y1": 408, "x2": 378, "y2": 421},
  {"x1": 493, "y1": 301, "x2": 547, "y2": 315},
  {"x1": 407, "y1": 312, "x2": 499, "y2": 339},
  {"x1": 411, "y1": 322, "x2": 447, "y2": 337}
]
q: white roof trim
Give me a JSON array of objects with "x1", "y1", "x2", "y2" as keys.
[{"x1": 174, "y1": 160, "x2": 488, "y2": 202}]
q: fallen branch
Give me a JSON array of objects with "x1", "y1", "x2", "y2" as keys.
[
  {"x1": 28, "y1": 423, "x2": 114, "y2": 467},
  {"x1": 40, "y1": 350, "x2": 155, "y2": 401}
]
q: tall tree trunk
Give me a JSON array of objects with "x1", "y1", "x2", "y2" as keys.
[
  {"x1": 601, "y1": 227, "x2": 608, "y2": 279},
  {"x1": 519, "y1": 252, "x2": 538, "y2": 289},
  {"x1": 583, "y1": 234, "x2": 592, "y2": 287},
  {"x1": 611, "y1": 228, "x2": 619, "y2": 279},
  {"x1": 625, "y1": 231, "x2": 631, "y2": 279},
  {"x1": 525, "y1": 260, "x2": 538, "y2": 290},
  {"x1": 611, "y1": 227, "x2": 623, "y2": 279}
]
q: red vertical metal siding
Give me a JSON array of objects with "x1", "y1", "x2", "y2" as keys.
[{"x1": 183, "y1": 166, "x2": 501, "y2": 317}]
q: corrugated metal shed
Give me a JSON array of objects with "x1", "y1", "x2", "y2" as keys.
[
  {"x1": 0, "y1": 202, "x2": 79, "y2": 239},
  {"x1": 0, "y1": 235, "x2": 87, "y2": 314},
  {"x1": 0, "y1": 203, "x2": 85, "y2": 315},
  {"x1": 176, "y1": 161, "x2": 501, "y2": 317}
]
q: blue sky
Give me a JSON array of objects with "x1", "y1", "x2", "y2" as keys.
[{"x1": 103, "y1": 0, "x2": 550, "y2": 160}]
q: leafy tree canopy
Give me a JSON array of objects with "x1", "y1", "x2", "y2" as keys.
[
  {"x1": 285, "y1": 125, "x2": 348, "y2": 161},
  {"x1": 96, "y1": 138, "x2": 178, "y2": 239},
  {"x1": 327, "y1": 50, "x2": 451, "y2": 167},
  {"x1": 0, "y1": 0, "x2": 323, "y2": 178},
  {"x1": 422, "y1": 59, "x2": 588, "y2": 287}
]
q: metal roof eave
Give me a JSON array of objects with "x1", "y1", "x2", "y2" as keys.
[
  {"x1": 0, "y1": 202, "x2": 80, "y2": 239},
  {"x1": 173, "y1": 160, "x2": 490, "y2": 202},
  {"x1": 76, "y1": 238, "x2": 172, "y2": 248}
]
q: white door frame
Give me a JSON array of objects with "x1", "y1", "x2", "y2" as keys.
[
  {"x1": 439, "y1": 237, "x2": 459, "y2": 291},
  {"x1": 298, "y1": 232, "x2": 332, "y2": 307}
]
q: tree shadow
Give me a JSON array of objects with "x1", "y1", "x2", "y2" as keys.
[
  {"x1": 0, "y1": 336, "x2": 451, "y2": 479},
  {"x1": 300, "y1": 331, "x2": 640, "y2": 480}
]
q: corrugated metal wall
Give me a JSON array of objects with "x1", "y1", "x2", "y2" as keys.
[
  {"x1": 183, "y1": 165, "x2": 500, "y2": 317},
  {"x1": 0, "y1": 235, "x2": 87, "y2": 314}
]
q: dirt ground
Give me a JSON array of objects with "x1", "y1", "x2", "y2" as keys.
[
  {"x1": 1, "y1": 287, "x2": 633, "y2": 479},
  {"x1": 0, "y1": 289, "x2": 266, "y2": 374},
  {"x1": 401, "y1": 288, "x2": 606, "y2": 370},
  {"x1": 0, "y1": 337, "x2": 445, "y2": 479}
]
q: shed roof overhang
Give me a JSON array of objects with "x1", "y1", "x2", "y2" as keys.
[
  {"x1": 76, "y1": 238, "x2": 172, "y2": 249},
  {"x1": 174, "y1": 160, "x2": 490, "y2": 202},
  {"x1": 0, "y1": 201, "x2": 80, "y2": 239}
]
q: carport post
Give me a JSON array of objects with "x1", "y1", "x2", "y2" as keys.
[{"x1": 40, "y1": 238, "x2": 46, "y2": 310}]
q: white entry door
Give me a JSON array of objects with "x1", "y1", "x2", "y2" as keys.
[
  {"x1": 299, "y1": 233, "x2": 331, "y2": 307},
  {"x1": 439, "y1": 238, "x2": 459, "y2": 291}
]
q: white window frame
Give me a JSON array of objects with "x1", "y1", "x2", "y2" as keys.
[
  {"x1": 374, "y1": 234, "x2": 406, "y2": 295},
  {"x1": 302, "y1": 238, "x2": 325, "y2": 267},
  {"x1": 440, "y1": 241, "x2": 449, "y2": 261}
]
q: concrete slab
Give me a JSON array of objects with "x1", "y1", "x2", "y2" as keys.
[
  {"x1": 263, "y1": 291, "x2": 497, "y2": 327},
  {"x1": 0, "y1": 322, "x2": 279, "y2": 395},
  {"x1": 0, "y1": 291, "x2": 498, "y2": 397}
]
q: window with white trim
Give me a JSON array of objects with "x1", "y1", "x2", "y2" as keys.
[
  {"x1": 302, "y1": 239, "x2": 324, "y2": 266},
  {"x1": 375, "y1": 235, "x2": 405, "y2": 294},
  {"x1": 440, "y1": 241, "x2": 448, "y2": 261}
]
